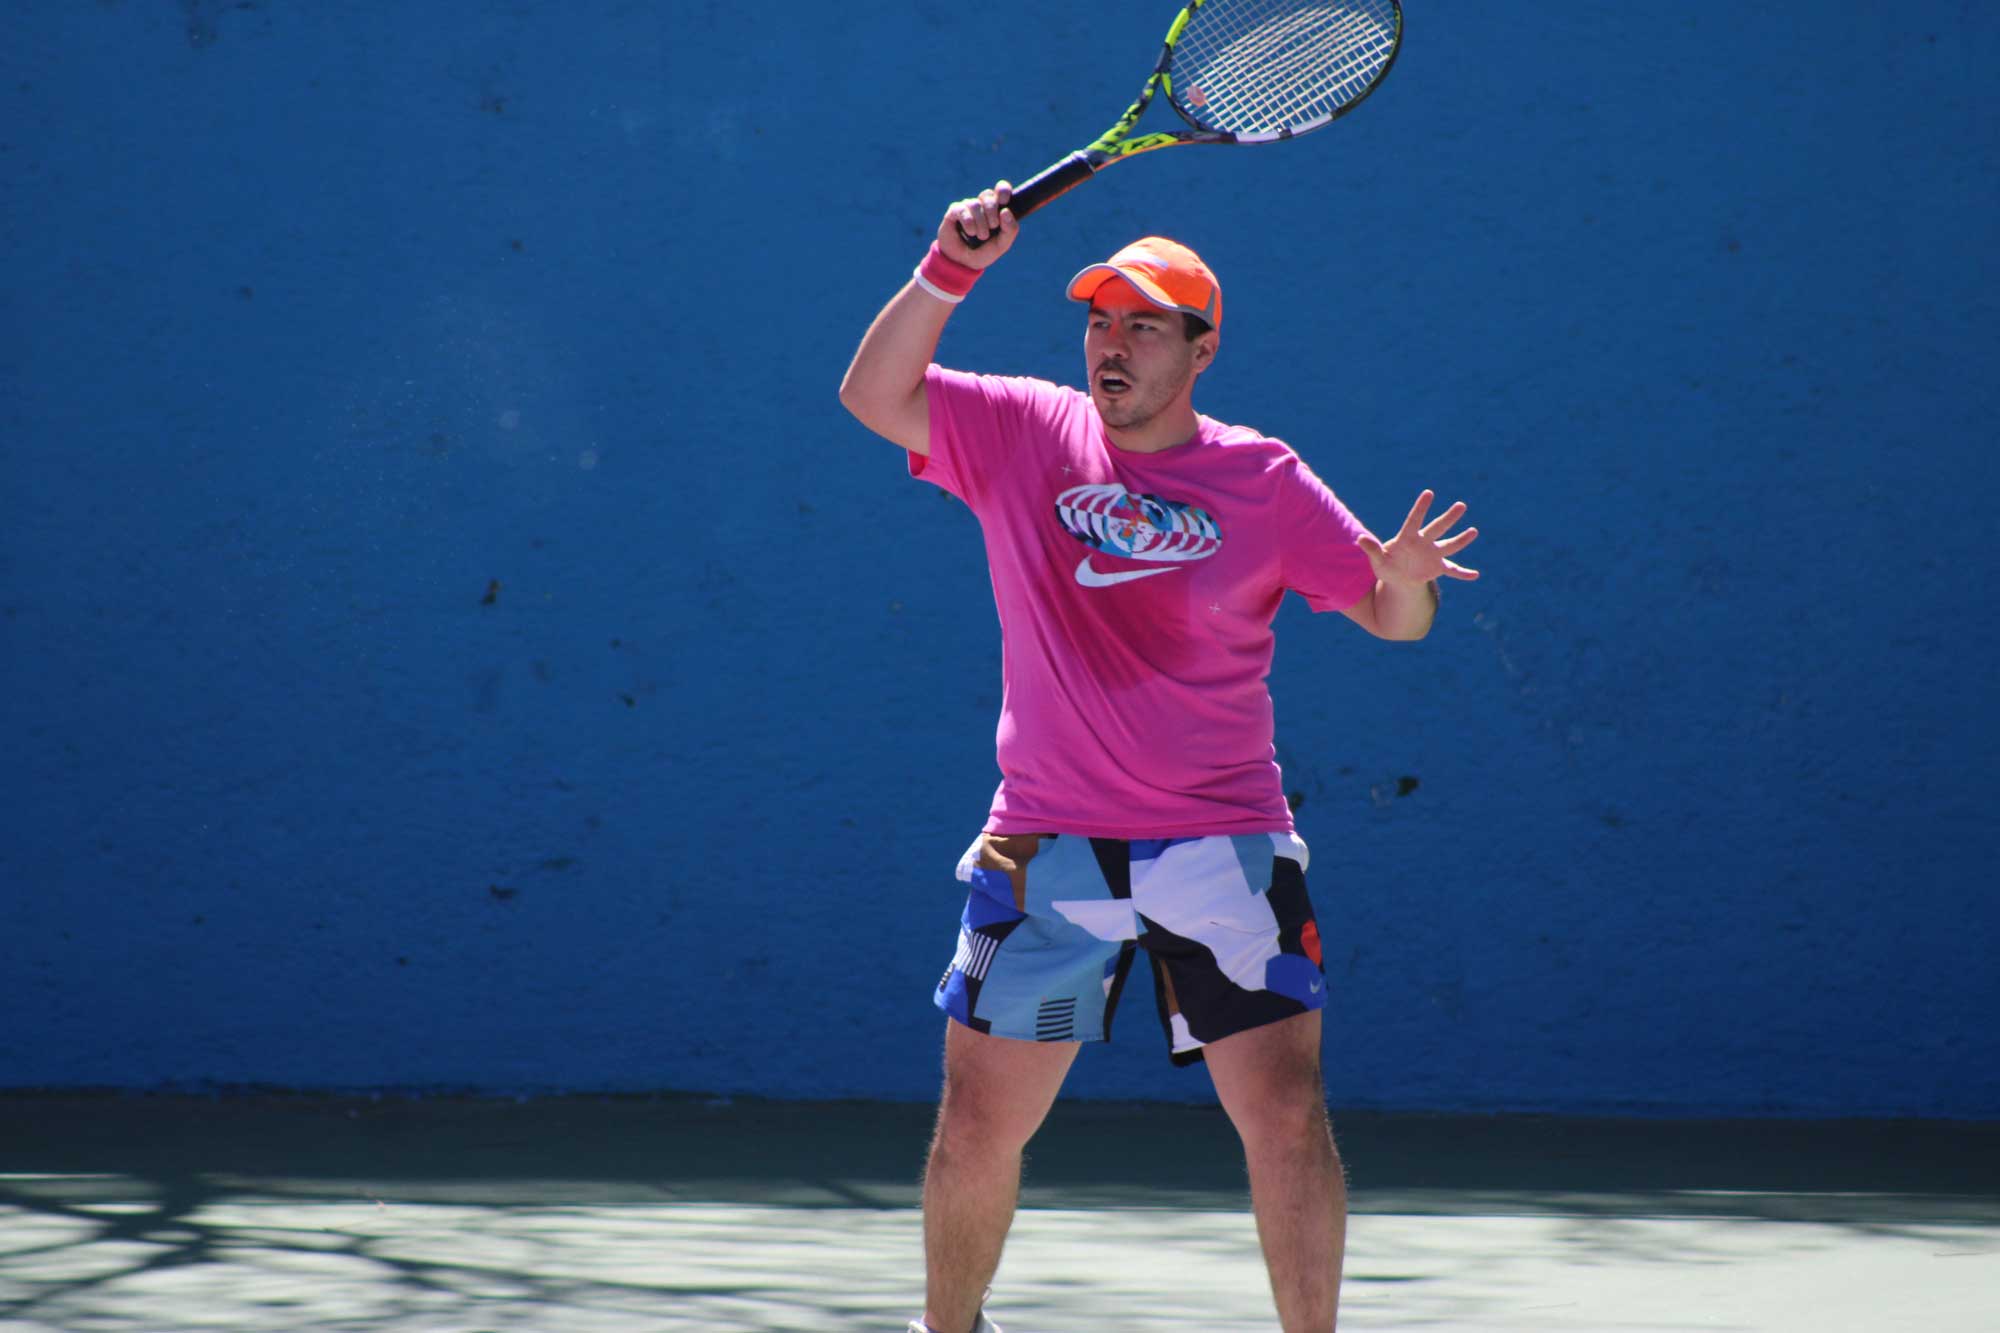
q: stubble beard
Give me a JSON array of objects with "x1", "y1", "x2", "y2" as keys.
[{"x1": 1093, "y1": 360, "x2": 1194, "y2": 431}]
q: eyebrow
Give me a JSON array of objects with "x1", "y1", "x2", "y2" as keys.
[{"x1": 1087, "y1": 305, "x2": 1171, "y2": 322}]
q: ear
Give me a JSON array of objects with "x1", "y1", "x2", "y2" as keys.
[{"x1": 1191, "y1": 330, "x2": 1219, "y2": 375}]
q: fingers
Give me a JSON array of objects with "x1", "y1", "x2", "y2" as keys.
[
  {"x1": 1437, "y1": 526, "x2": 1478, "y2": 556},
  {"x1": 1411, "y1": 493, "x2": 1478, "y2": 570},
  {"x1": 1399, "y1": 489, "x2": 1434, "y2": 536},
  {"x1": 940, "y1": 182, "x2": 1016, "y2": 263},
  {"x1": 1418, "y1": 499, "x2": 1468, "y2": 541},
  {"x1": 1360, "y1": 518, "x2": 1478, "y2": 583},
  {"x1": 952, "y1": 188, "x2": 1006, "y2": 240}
]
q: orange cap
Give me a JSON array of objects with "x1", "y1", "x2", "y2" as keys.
[{"x1": 1066, "y1": 236, "x2": 1221, "y2": 330}]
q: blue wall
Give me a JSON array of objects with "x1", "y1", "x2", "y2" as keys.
[{"x1": 3, "y1": 2, "x2": 1995, "y2": 1117}]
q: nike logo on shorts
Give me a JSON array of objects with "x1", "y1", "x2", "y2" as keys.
[{"x1": 1074, "y1": 556, "x2": 1179, "y2": 588}]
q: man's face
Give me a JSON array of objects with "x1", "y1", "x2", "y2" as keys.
[{"x1": 1083, "y1": 278, "x2": 1214, "y2": 430}]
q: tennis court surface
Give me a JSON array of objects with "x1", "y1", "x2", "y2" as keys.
[{"x1": 3, "y1": 1094, "x2": 1995, "y2": 1331}]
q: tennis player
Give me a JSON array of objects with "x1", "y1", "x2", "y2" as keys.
[{"x1": 840, "y1": 183, "x2": 1479, "y2": 1333}]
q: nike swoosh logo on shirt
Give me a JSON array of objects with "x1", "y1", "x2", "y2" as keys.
[{"x1": 1074, "y1": 556, "x2": 1180, "y2": 588}]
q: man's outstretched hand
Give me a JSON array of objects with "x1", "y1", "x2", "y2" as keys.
[{"x1": 1358, "y1": 490, "x2": 1480, "y2": 586}]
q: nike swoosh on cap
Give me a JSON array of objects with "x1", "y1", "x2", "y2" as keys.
[{"x1": 1074, "y1": 556, "x2": 1179, "y2": 588}]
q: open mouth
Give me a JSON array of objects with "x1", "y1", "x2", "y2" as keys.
[{"x1": 1095, "y1": 368, "x2": 1133, "y2": 397}]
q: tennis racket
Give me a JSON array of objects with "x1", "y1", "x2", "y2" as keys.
[{"x1": 961, "y1": 0, "x2": 1402, "y2": 247}]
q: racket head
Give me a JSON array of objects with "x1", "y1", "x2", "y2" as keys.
[{"x1": 1164, "y1": 0, "x2": 1402, "y2": 140}]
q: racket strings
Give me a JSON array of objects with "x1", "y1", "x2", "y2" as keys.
[
  {"x1": 1171, "y1": 0, "x2": 1398, "y2": 135},
  {"x1": 1188, "y1": 4, "x2": 1393, "y2": 128}
]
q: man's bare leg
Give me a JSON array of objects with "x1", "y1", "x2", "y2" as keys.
[
  {"x1": 921, "y1": 1020, "x2": 1078, "y2": 1333},
  {"x1": 1204, "y1": 1010, "x2": 1347, "y2": 1332}
]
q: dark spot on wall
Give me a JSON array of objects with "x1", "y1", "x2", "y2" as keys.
[
  {"x1": 510, "y1": 238, "x2": 524, "y2": 252},
  {"x1": 1601, "y1": 810, "x2": 1624, "y2": 827},
  {"x1": 480, "y1": 94, "x2": 509, "y2": 115},
  {"x1": 488, "y1": 884, "x2": 519, "y2": 902},
  {"x1": 181, "y1": 0, "x2": 258, "y2": 49},
  {"x1": 539, "y1": 857, "x2": 576, "y2": 872},
  {"x1": 1395, "y1": 776, "x2": 1419, "y2": 797},
  {"x1": 481, "y1": 579, "x2": 501, "y2": 606},
  {"x1": 532, "y1": 660, "x2": 553, "y2": 683},
  {"x1": 619, "y1": 692, "x2": 636, "y2": 707},
  {"x1": 237, "y1": 285, "x2": 254, "y2": 300},
  {"x1": 1287, "y1": 791, "x2": 1305, "y2": 812}
]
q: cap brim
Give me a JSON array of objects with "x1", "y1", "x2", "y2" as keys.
[{"x1": 1065, "y1": 263, "x2": 1196, "y2": 319}]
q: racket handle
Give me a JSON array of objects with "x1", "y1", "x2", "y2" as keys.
[{"x1": 959, "y1": 153, "x2": 1097, "y2": 249}]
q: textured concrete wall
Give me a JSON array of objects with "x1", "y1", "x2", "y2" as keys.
[{"x1": 3, "y1": 2, "x2": 1995, "y2": 1115}]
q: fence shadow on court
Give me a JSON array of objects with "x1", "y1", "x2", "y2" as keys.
[{"x1": 2, "y1": 1094, "x2": 1996, "y2": 1331}]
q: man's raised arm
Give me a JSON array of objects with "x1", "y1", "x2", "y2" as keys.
[{"x1": 838, "y1": 184, "x2": 1016, "y2": 456}]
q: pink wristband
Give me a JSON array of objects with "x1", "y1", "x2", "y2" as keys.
[{"x1": 913, "y1": 242, "x2": 982, "y2": 304}]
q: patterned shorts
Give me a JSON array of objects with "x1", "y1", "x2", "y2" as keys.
[{"x1": 934, "y1": 830, "x2": 1326, "y2": 1065}]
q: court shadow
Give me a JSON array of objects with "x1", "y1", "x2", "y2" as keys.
[{"x1": 1, "y1": 1094, "x2": 1995, "y2": 1332}]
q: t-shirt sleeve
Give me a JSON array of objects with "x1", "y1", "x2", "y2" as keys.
[
  {"x1": 910, "y1": 365, "x2": 1036, "y2": 511},
  {"x1": 1278, "y1": 454, "x2": 1379, "y2": 613}
]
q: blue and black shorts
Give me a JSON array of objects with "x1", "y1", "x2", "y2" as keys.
[{"x1": 934, "y1": 831, "x2": 1327, "y2": 1065}]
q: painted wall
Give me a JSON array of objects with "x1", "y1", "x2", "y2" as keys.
[{"x1": 3, "y1": 2, "x2": 1994, "y2": 1116}]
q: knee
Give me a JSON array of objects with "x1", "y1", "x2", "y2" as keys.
[
  {"x1": 1229, "y1": 1070, "x2": 1334, "y2": 1159},
  {"x1": 933, "y1": 1073, "x2": 1044, "y2": 1160}
]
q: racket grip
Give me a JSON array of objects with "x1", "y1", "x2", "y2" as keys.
[{"x1": 960, "y1": 152, "x2": 1097, "y2": 249}]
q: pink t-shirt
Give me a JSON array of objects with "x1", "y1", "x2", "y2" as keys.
[{"x1": 914, "y1": 365, "x2": 1378, "y2": 837}]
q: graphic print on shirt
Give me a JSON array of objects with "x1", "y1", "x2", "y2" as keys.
[{"x1": 1054, "y1": 484, "x2": 1223, "y2": 589}]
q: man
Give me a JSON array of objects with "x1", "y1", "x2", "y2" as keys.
[{"x1": 838, "y1": 183, "x2": 1479, "y2": 1333}]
